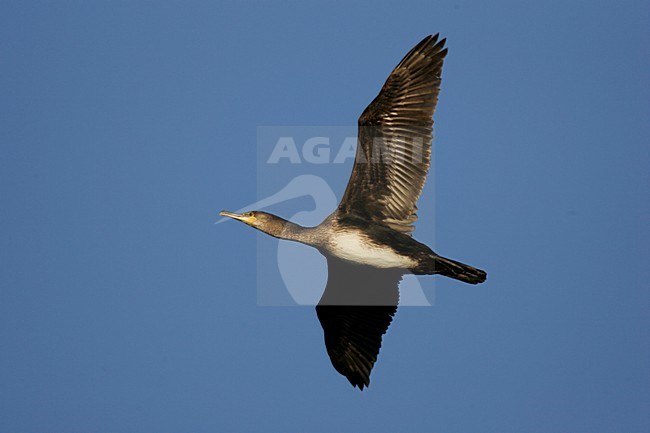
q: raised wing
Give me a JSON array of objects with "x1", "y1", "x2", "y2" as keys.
[
  {"x1": 316, "y1": 257, "x2": 403, "y2": 389},
  {"x1": 338, "y1": 35, "x2": 448, "y2": 233}
]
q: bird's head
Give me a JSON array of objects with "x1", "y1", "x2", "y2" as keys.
[
  {"x1": 219, "y1": 210, "x2": 289, "y2": 233},
  {"x1": 219, "y1": 210, "x2": 262, "y2": 227}
]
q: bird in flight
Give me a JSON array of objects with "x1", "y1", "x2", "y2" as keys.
[{"x1": 220, "y1": 34, "x2": 486, "y2": 389}]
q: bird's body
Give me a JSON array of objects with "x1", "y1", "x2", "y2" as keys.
[
  {"x1": 326, "y1": 230, "x2": 416, "y2": 269},
  {"x1": 221, "y1": 34, "x2": 487, "y2": 389},
  {"x1": 292, "y1": 212, "x2": 416, "y2": 269}
]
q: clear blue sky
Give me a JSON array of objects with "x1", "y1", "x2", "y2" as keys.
[{"x1": 1, "y1": 1, "x2": 648, "y2": 432}]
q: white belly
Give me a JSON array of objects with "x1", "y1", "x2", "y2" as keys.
[{"x1": 329, "y1": 232, "x2": 416, "y2": 268}]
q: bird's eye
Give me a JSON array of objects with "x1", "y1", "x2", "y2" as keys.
[{"x1": 244, "y1": 212, "x2": 253, "y2": 217}]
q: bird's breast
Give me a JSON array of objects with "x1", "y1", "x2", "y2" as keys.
[{"x1": 327, "y1": 231, "x2": 416, "y2": 269}]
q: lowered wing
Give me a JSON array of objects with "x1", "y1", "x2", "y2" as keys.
[{"x1": 316, "y1": 256, "x2": 403, "y2": 389}]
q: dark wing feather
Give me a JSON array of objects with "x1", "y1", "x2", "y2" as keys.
[
  {"x1": 338, "y1": 35, "x2": 448, "y2": 233},
  {"x1": 316, "y1": 257, "x2": 402, "y2": 389}
]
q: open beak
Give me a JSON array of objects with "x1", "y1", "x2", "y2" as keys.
[{"x1": 219, "y1": 210, "x2": 256, "y2": 224}]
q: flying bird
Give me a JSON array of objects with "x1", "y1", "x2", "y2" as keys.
[{"x1": 220, "y1": 34, "x2": 487, "y2": 389}]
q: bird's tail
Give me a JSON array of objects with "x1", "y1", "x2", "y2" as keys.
[{"x1": 415, "y1": 254, "x2": 487, "y2": 284}]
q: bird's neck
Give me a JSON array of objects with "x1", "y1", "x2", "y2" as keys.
[{"x1": 258, "y1": 217, "x2": 318, "y2": 245}]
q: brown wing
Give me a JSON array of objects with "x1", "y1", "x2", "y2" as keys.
[
  {"x1": 338, "y1": 35, "x2": 448, "y2": 233},
  {"x1": 316, "y1": 257, "x2": 403, "y2": 389}
]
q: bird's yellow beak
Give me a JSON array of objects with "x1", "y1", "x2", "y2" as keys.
[{"x1": 219, "y1": 210, "x2": 257, "y2": 225}]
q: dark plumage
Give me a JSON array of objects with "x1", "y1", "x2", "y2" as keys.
[
  {"x1": 339, "y1": 34, "x2": 445, "y2": 234},
  {"x1": 221, "y1": 34, "x2": 487, "y2": 389}
]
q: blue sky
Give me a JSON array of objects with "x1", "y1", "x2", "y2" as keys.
[{"x1": 1, "y1": 1, "x2": 648, "y2": 432}]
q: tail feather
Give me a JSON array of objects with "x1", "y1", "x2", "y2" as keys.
[{"x1": 415, "y1": 255, "x2": 487, "y2": 284}]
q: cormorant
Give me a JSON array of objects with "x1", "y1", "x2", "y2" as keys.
[{"x1": 220, "y1": 34, "x2": 487, "y2": 389}]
